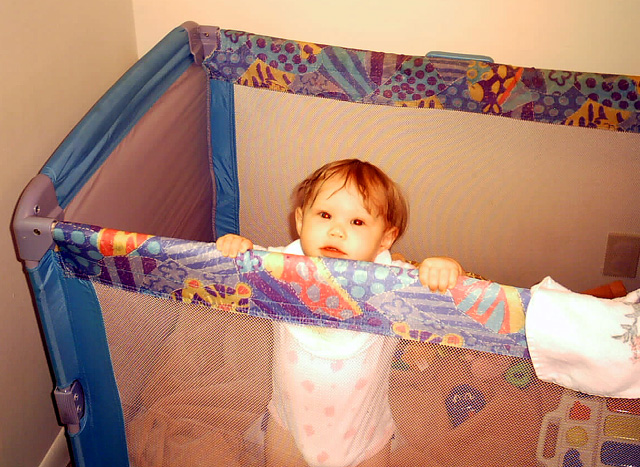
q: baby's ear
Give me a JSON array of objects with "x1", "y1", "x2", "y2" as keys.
[
  {"x1": 294, "y1": 207, "x2": 304, "y2": 236},
  {"x1": 380, "y1": 226, "x2": 399, "y2": 251}
]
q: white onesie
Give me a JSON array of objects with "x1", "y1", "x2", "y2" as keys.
[{"x1": 266, "y1": 240, "x2": 400, "y2": 467}]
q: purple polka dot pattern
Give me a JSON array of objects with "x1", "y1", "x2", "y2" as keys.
[
  {"x1": 576, "y1": 75, "x2": 640, "y2": 111},
  {"x1": 202, "y1": 28, "x2": 640, "y2": 133},
  {"x1": 248, "y1": 36, "x2": 322, "y2": 75},
  {"x1": 209, "y1": 32, "x2": 323, "y2": 82},
  {"x1": 376, "y1": 57, "x2": 446, "y2": 102}
]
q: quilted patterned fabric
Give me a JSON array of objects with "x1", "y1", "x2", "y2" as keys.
[
  {"x1": 203, "y1": 28, "x2": 640, "y2": 133},
  {"x1": 52, "y1": 221, "x2": 531, "y2": 358}
]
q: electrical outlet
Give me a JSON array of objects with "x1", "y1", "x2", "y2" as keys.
[{"x1": 603, "y1": 233, "x2": 640, "y2": 278}]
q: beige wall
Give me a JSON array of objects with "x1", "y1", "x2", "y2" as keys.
[
  {"x1": 1, "y1": 1, "x2": 137, "y2": 466},
  {"x1": 132, "y1": 0, "x2": 640, "y2": 76}
]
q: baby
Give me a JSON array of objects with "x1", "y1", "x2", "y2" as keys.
[{"x1": 217, "y1": 159, "x2": 463, "y2": 467}]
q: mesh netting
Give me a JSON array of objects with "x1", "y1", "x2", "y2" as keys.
[
  {"x1": 95, "y1": 281, "x2": 640, "y2": 467},
  {"x1": 97, "y1": 281, "x2": 272, "y2": 466}
]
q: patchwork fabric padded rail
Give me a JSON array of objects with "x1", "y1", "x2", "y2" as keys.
[
  {"x1": 53, "y1": 221, "x2": 530, "y2": 357},
  {"x1": 203, "y1": 27, "x2": 640, "y2": 132}
]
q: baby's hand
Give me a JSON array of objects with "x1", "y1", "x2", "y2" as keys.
[
  {"x1": 215, "y1": 234, "x2": 253, "y2": 257},
  {"x1": 419, "y1": 257, "x2": 464, "y2": 293}
]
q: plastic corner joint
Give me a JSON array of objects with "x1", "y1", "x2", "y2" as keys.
[
  {"x1": 181, "y1": 21, "x2": 220, "y2": 65},
  {"x1": 12, "y1": 174, "x2": 63, "y2": 268}
]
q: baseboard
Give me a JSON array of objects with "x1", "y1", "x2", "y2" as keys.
[{"x1": 39, "y1": 428, "x2": 70, "y2": 467}]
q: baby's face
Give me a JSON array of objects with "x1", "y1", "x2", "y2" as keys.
[{"x1": 295, "y1": 177, "x2": 397, "y2": 262}]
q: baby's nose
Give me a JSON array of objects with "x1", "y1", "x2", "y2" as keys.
[{"x1": 329, "y1": 224, "x2": 345, "y2": 238}]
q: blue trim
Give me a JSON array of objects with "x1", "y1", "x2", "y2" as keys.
[
  {"x1": 41, "y1": 25, "x2": 195, "y2": 208},
  {"x1": 209, "y1": 79, "x2": 240, "y2": 237},
  {"x1": 28, "y1": 251, "x2": 129, "y2": 467},
  {"x1": 28, "y1": 250, "x2": 80, "y2": 387}
]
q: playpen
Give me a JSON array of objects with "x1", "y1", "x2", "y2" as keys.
[{"x1": 12, "y1": 22, "x2": 640, "y2": 467}]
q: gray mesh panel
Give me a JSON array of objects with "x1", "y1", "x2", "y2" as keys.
[
  {"x1": 233, "y1": 85, "x2": 640, "y2": 292},
  {"x1": 95, "y1": 282, "x2": 273, "y2": 467},
  {"x1": 65, "y1": 65, "x2": 214, "y2": 243},
  {"x1": 93, "y1": 280, "x2": 636, "y2": 467}
]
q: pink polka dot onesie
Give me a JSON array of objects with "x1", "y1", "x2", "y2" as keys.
[{"x1": 266, "y1": 240, "x2": 402, "y2": 467}]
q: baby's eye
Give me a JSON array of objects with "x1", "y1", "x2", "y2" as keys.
[
  {"x1": 352, "y1": 219, "x2": 365, "y2": 226},
  {"x1": 320, "y1": 212, "x2": 331, "y2": 219}
]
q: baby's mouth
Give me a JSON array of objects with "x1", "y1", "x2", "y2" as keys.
[{"x1": 320, "y1": 246, "x2": 346, "y2": 258}]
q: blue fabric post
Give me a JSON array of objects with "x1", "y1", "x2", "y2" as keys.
[
  {"x1": 28, "y1": 250, "x2": 80, "y2": 388},
  {"x1": 209, "y1": 79, "x2": 240, "y2": 237},
  {"x1": 41, "y1": 25, "x2": 194, "y2": 208},
  {"x1": 28, "y1": 251, "x2": 129, "y2": 467}
]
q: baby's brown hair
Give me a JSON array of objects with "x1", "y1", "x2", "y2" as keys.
[{"x1": 294, "y1": 159, "x2": 409, "y2": 241}]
